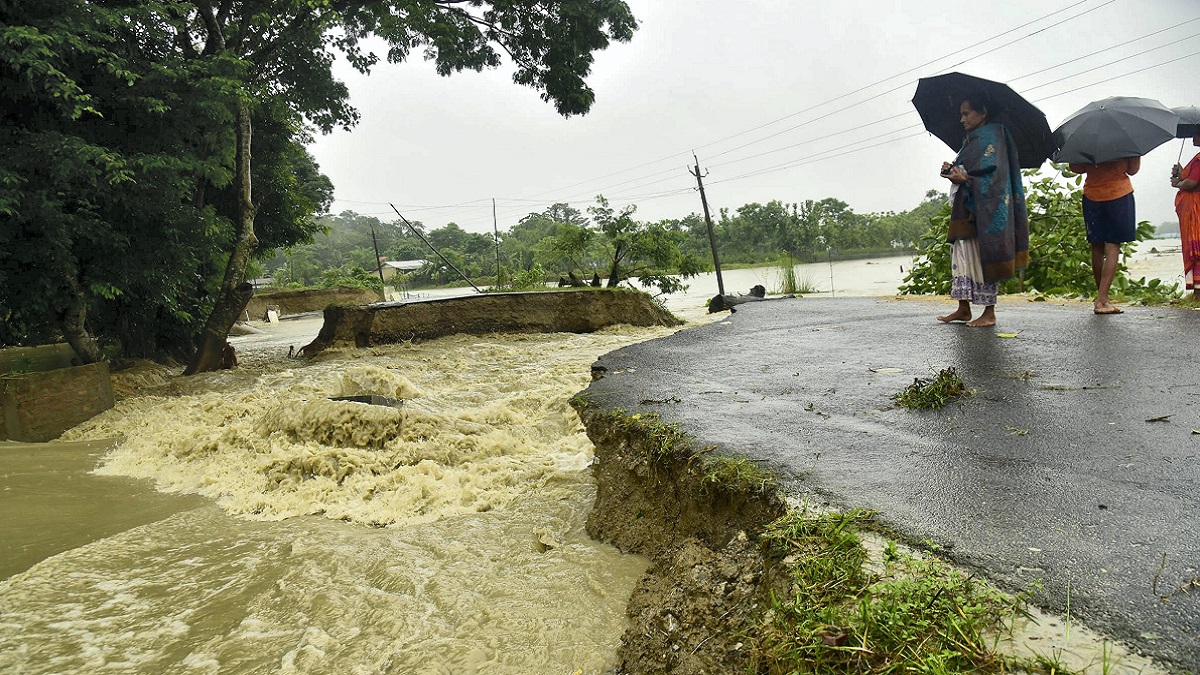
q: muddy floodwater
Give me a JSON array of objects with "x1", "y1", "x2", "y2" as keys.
[
  {"x1": 1, "y1": 242, "x2": 1184, "y2": 674},
  {"x1": 0, "y1": 315, "x2": 714, "y2": 674}
]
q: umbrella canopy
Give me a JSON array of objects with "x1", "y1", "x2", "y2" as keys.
[
  {"x1": 1173, "y1": 105, "x2": 1200, "y2": 138},
  {"x1": 912, "y1": 72, "x2": 1056, "y2": 169},
  {"x1": 1052, "y1": 96, "x2": 1178, "y2": 165}
]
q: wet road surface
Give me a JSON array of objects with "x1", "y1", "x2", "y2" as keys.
[{"x1": 583, "y1": 296, "x2": 1200, "y2": 672}]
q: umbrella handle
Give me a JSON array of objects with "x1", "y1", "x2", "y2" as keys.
[{"x1": 1181, "y1": 139, "x2": 1186, "y2": 163}]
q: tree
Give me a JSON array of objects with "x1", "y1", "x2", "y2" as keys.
[
  {"x1": 0, "y1": 0, "x2": 231, "y2": 362},
  {"x1": 504, "y1": 203, "x2": 590, "y2": 273},
  {"x1": 164, "y1": 0, "x2": 637, "y2": 373},
  {"x1": 3, "y1": 1, "x2": 637, "y2": 371},
  {"x1": 1, "y1": 1, "x2": 336, "y2": 364},
  {"x1": 587, "y1": 196, "x2": 702, "y2": 294}
]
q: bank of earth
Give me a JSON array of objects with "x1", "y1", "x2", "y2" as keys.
[{"x1": 572, "y1": 399, "x2": 1165, "y2": 675}]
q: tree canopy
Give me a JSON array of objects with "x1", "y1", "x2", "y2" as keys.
[{"x1": 1, "y1": 0, "x2": 639, "y2": 369}]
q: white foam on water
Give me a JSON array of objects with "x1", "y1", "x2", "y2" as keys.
[
  {"x1": 62, "y1": 326, "x2": 687, "y2": 528},
  {"x1": 1, "y1": 319, "x2": 723, "y2": 674}
]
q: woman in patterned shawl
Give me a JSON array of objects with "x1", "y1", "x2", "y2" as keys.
[
  {"x1": 937, "y1": 93, "x2": 1030, "y2": 327},
  {"x1": 1170, "y1": 131, "x2": 1200, "y2": 299}
]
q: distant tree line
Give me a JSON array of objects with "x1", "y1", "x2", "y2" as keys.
[{"x1": 265, "y1": 190, "x2": 948, "y2": 292}]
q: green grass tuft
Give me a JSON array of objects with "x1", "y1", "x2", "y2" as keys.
[
  {"x1": 752, "y1": 510, "x2": 1025, "y2": 674},
  {"x1": 893, "y1": 367, "x2": 969, "y2": 410}
]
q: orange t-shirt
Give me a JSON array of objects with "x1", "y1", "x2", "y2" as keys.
[{"x1": 1068, "y1": 158, "x2": 1138, "y2": 202}]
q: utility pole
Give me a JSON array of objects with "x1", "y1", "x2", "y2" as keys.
[
  {"x1": 493, "y1": 198, "x2": 502, "y2": 288},
  {"x1": 369, "y1": 221, "x2": 386, "y2": 288},
  {"x1": 389, "y1": 204, "x2": 481, "y2": 293},
  {"x1": 689, "y1": 152, "x2": 725, "y2": 296}
]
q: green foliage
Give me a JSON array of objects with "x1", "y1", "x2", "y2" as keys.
[
  {"x1": 713, "y1": 194, "x2": 942, "y2": 265},
  {"x1": 500, "y1": 264, "x2": 551, "y2": 291},
  {"x1": 897, "y1": 202, "x2": 954, "y2": 295},
  {"x1": 317, "y1": 267, "x2": 383, "y2": 292},
  {"x1": 753, "y1": 510, "x2": 1023, "y2": 674},
  {"x1": 0, "y1": 0, "x2": 640, "y2": 364},
  {"x1": 893, "y1": 368, "x2": 969, "y2": 410},
  {"x1": 775, "y1": 251, "x2": 800, "y2": 294},
  {"x1": 900, "y1": 166, "x2": 1181, "y2": 302},
  {"x1": 587, "y1": 196, "x2": 702, "y2": 294}
]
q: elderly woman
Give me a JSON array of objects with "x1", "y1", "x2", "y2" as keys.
[
  {"x1": 1170, "y1": 131, "x2": 1200, "y2": 300},
  {"x1": 937, "y1": 93, "x2": 1030, "y2": 327}
]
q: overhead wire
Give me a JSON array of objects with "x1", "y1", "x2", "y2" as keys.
[
  {"x1": 332, "y1": 2, "x2": 1197, "y2": 231},
  {"x1": 440, "y1": 0, "x2": 1148, "y2": 228},
  {"x1": 369, "y1": 0, "x2": 1117, "y2": 228}
]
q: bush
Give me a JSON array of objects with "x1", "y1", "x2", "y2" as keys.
[
  {"x1": 316, "y1": 267, "x2": 383, "y2": 292},
  {"x1": 900, "y1": 165, "x2": 1180, "y2": 303}
]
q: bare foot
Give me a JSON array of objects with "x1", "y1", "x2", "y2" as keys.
[
  {"x1": 937, "y1": 309, "x2": 971, "y2": 323},
  {"x1": 1093, "y1": 302, "x2": 1123, "y2": 315},
  {"x1": 965, "y1": 316, "x2": 996, "y2": 327}
]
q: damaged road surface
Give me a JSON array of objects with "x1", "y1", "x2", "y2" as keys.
[{"x1": 579, "y1": 296, "x2": 1200, "y2": 672}]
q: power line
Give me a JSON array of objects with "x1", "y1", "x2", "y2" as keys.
[
  {"x1": 336, "y1": 6, "x2": 1198, "y2": 231},
  {"x1": 1010, "y1": 15, "x2": 1200, "y2": 84},
  {"x1": 692, "y1": 0, "x2": 1104, "y2": 156},
  {"x1": 465, "y1": 0, "x2": 1128, "y2": 225},
  {"x1": 1022, "y1": 32, "x2": 1200, "y2": 93},
  {"x1": 436, "y1": 0, "x2": 1108, "y2": 221}
]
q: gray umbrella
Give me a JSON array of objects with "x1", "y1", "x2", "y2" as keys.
[
  {"x1": 1052, "y1": 96, "x2": 1178, "y2": 164},
  {"x1": 1173, "y1": 105, "x2": 1200, "y2": 138}
]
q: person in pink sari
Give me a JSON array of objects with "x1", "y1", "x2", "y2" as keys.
[{"x1": 1171, "y1": 131, "x2": 1200, "y2": 300}]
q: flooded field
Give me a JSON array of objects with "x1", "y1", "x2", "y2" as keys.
[{"x1": 0, "y1": 314, "x2": 715, "y2": 674}]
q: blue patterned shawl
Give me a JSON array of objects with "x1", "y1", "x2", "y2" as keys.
[{"x1": 947, "y1": 122, "x2": 1030, "y2": 283}]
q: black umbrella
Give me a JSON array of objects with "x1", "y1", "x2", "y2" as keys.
[
  {"x1": 1173, "y1": 105, "x2": 1200, "y2": 138},
  {"x1": 912, "y1": 72, "x2": 1056, "y2": 169},
  {"x1": 1052, "y1": 96, "x2": 1178, "y2": 164}
]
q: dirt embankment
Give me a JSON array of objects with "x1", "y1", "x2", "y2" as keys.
[
  {"x1": 302, "y1": 289, "x2": 682, "y2": 353},
  {"x1": 572, "y1": 402, "x2": 788, "y2": 674},
  {"x1": 244, "y1": 288, "x2": 380, "y2": 321}
]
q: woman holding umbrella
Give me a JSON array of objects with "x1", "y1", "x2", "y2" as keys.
[
  {"x1": 1055, "y1": 96, "x2": 1178, "y2": 312},
  {"x1": 936, "y1": 93, "x2": 1031, "y2": 327},
  {"x1": 1068, "y1": 157, "x2": 1139, "y2": 314},
  {"x1": 1171, "y1": 131, "x2": 1200, "y2": 300}
]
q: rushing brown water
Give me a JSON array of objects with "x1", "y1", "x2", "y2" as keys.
[{"x1": 0, "y1": 315, "x2": 711, "y2": 674}]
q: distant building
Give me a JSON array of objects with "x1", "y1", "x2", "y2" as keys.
[{"x1": 380, "y1": 260, "x2": 429, "y2": 281}]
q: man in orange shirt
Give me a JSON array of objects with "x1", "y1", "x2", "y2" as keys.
[{"x1": 1068, "y1": 157, "x2": 1140, "y2": 314}]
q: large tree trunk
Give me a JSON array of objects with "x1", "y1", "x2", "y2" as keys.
[
  {"x1": 605, "y1": 245, "x2": 624, "y2": 288},
  {"x1": 184, "y1": 98, "x2": 258, "y2": 375},
  {"x1": 58, "y1": 273, "x2": 104, "y2": 365}
]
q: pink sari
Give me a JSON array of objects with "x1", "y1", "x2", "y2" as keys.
[{"x1": 1177, "y1": 153, "x2": 1200, "y2": 290}]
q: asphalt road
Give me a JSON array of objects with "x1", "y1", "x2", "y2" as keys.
[{"x1": 583, "y1": 296, "x2": 1200, "y2": 672}]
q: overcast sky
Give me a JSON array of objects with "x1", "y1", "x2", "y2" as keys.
[{"x1": 306, "y1": 0, "x2": 1200, "y2": 236}]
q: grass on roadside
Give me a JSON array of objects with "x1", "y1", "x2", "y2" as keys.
[{"x1": 750, "y1": 509, "x2": 1031, "y2": 674}]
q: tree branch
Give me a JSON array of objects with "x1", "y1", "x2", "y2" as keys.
[{"x1": 194, "y1": 0, "x2": 225, "y2": 54}]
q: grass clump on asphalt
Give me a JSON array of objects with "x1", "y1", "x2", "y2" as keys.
[
  {"x1": 698, "y1": 454, "x2": 777, "y2": 496},
  {"x1": 606, "y1": 409, "x2": 780, "y2": 495},
  {"x1": 751, "y1": 509, "x2": 1025, "y2": 674},
  {"x1": 893, "y1": 367, "x2": 969, "y2": 410}
]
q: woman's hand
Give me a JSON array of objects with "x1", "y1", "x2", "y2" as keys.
[{"x1": 945, "y1": 166, "x2": 971, "y2": 184}]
